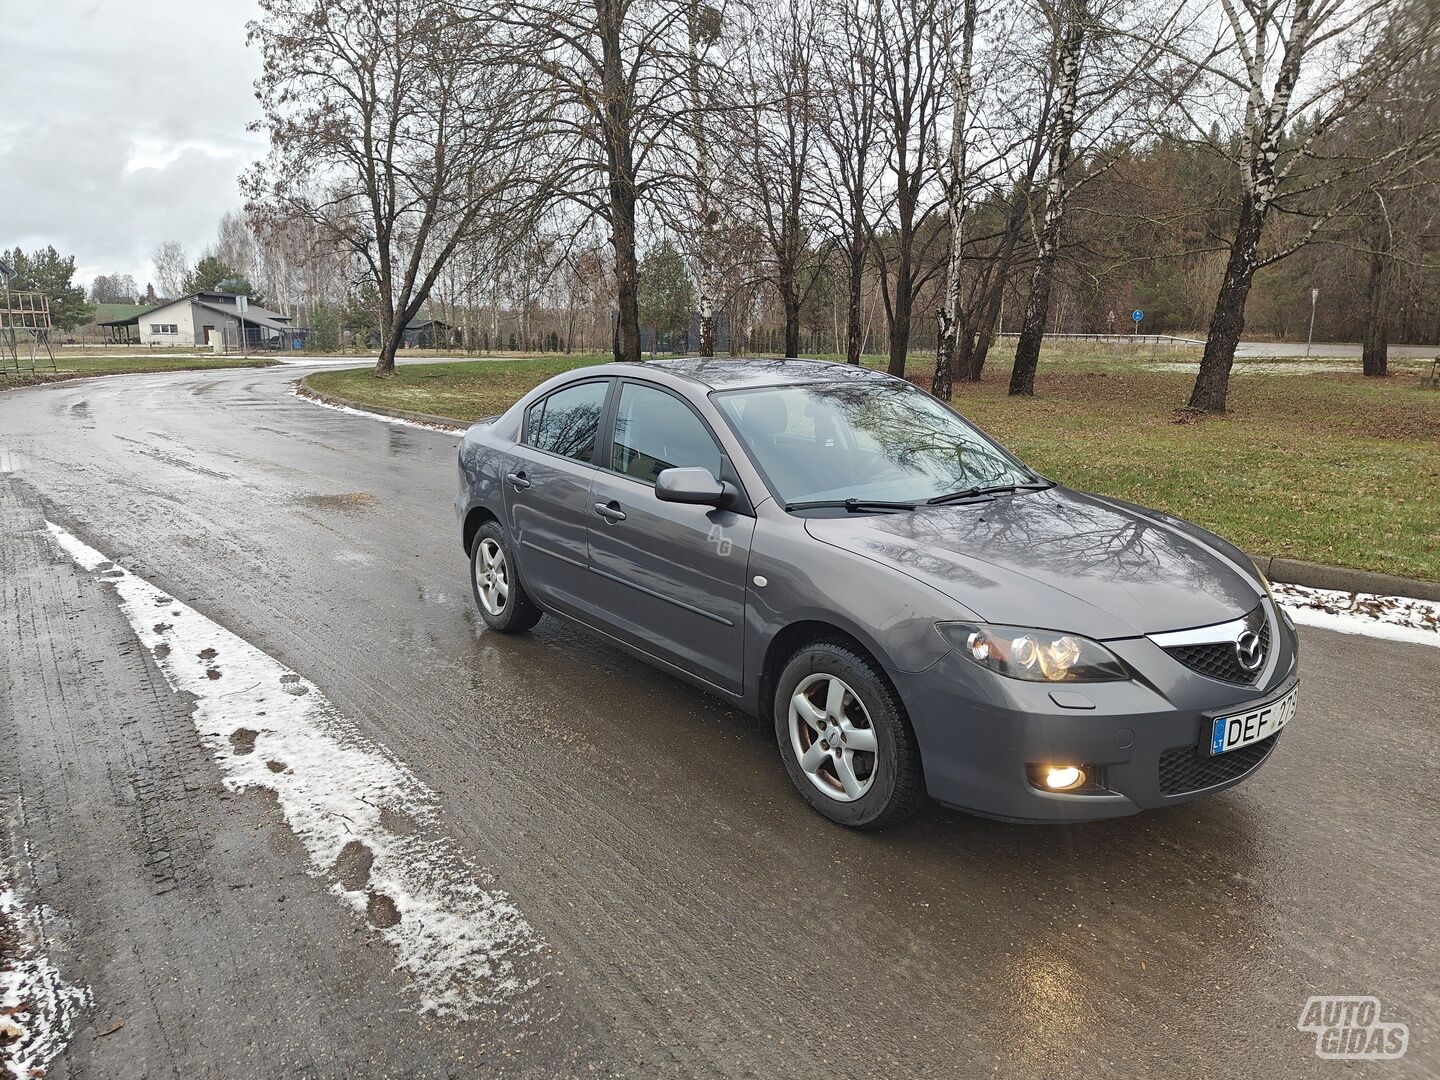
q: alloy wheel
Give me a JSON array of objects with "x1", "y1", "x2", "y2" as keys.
[
  {"x1": 474, "y1": 538, "x2": 509, "y2": 616},
  {"x1": 788, "y1": 673, "x2": 879, "y2": 802}
]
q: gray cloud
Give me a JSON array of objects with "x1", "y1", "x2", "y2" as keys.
[{"x1": 0, "y1": 0, "x2": 265, "y2": 290}]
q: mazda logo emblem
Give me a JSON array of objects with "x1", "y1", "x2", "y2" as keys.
[{"x1": 1235, "y1": 630, "x2": 1265, "y2": 672}]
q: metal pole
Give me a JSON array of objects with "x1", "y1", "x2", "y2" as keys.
[{"x1": 1306, "y1": 287, "x2": 1319, "y2": 357}]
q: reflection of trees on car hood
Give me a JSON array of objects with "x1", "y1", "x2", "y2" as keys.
[{"x1": 807, "y1": 487, "x2": 1257, "y2": 636}]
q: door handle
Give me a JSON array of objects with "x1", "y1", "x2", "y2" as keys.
[
  {"x1": 506, "y1": 471, "x2": 531, "y2": 491},
  {"x1": 593, "y1": 500, "x2": 626, "y2": 523}
]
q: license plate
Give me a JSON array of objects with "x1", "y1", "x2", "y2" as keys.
[{"x1": 1208, "y1": 686, "x2": 1298, "y2": 755}]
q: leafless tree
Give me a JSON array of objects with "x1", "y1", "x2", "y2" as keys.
[
  {"x1": 151, "y1": 240, "x2": 190, "y2": 301},
  {"x1": 1007, "y1": 0, "x2": 1194, "y2": 395},
  {"x1": 248, "y1": 0, "x2": 545, "y2": 376},
  {"x1": 495, "y1": 0, "x2": 706, "y2": 363},
  {"x1": 813, "y1": 0, "x2": 882, "y2": 365},
  {"x1": 728, "y1": 0, "x2": 826, "y2": 357},
  {"x1": 931, "y1": 0, "x2": 978, "y2": 398},
  {"x1": 1176, "y1": 0, "x2": 1440, "y2": 411},
  {"x1": 680, "y1": 1, "x2": 728, "y2": 355},
  {"x1": 90, "y1": 273, "x2": 139, "y2": 304},
  {"x1": 867, "y1": 0, "x2": 950, "y2": 377},
  {"x1": 1007, "y1": 0, "x2": 1087, "y2": 395}
]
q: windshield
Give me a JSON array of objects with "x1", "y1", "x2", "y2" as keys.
[{"x1": 713, "y1": 380, "x2": 1036, "y2": 507}]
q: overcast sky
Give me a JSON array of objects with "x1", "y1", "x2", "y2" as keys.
[{"x1": 0, "y1": 1, "x2": 265, "y2": 291}]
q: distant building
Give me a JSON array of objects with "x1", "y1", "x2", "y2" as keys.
[
  {"x1": 86, "y1": 303, "x2": 148, "y2": 345},
  {"x1": 636, "y1": 311, "x2": 732, "y2": 355},
  {"x1": 401, "y1": 317, "x2": 459, "y2": 348},
  {"x1": 99, "y1": 291, "x2": 306, "y2": 349}
]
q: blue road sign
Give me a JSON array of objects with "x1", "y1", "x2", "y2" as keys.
[{"x1": 1131, "y1": 310, "x2": 1144, "y2": 322}]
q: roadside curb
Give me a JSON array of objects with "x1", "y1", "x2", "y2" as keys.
[
  {"x1": 1251, "y1": 554, "x2": 1440, "y2": 603},
  {"x1": 295, "y1": 379, "x2": 466, "y2": 431},
  {"x1": 295, "y1": 375, "x2": 1438, "y2": 603}
]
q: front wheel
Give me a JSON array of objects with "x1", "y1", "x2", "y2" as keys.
[
  {"x1": 470, "y1": 522, "x2": 542, "y2": 633},
  {"x1": 773, "y1": 642, "x2": 925, "y2": 829}
]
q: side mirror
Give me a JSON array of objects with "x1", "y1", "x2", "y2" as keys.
[{"x1": 655, "y1": 467, "x2": 731, "y2": 507}]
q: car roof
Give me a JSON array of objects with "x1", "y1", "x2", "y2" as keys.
[{"x1": 610, "y1": 357, "x2": 897, "y2": 391}]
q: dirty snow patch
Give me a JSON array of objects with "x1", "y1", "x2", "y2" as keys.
[
  {"x1": 0, "y1": 880, "x2": 91, "y2": 1080},
  {"x1": 1274, "y1": 582, "x2": 1440, "y2": 648},
  {"x1": 289, "y1": 383, "x2": 463, "y2": 434},
  {"x1": 1144, "y1": 361, "x2": 1363, "y2": 376},
  {"x1": 45, "y1": 523, "x2": 540, "y2": 1018}
]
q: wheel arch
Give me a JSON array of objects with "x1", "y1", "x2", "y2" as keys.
[
  {"x1": 462, "y1": 503, "x2": 501, "y2": 555},
  {"x1": 757, "y1": 618, "x2": 899, "y2": 721}
]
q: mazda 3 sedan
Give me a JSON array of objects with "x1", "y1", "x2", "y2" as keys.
[{"x1": 455, "y1": 359, "x2": 1298, "y2": 828}]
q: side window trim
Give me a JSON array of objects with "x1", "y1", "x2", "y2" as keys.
[
  {"x1": 606, "y1": 379, "x2": 724, "y2": 486},
  {"x1": 602, "y1": 379, "x2": 754, "y2": 515},
  {"x1": 519, "y1": 377, "x2": 615, "y2": 468}
]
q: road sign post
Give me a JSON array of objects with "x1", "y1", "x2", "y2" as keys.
[{"x1": 1132, "y1": 309, "x2": 1144, "y2": 339}]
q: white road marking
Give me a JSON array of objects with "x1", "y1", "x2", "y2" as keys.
[
  {"x1": 1275, "y1": 582, "x2": 1440, "y2": 648},
  {"x1": 1, "y1": 870, "x2": 92, "y2": 1080},
  {"x1": 45, "y1": 523, "x2": 540, "y2": 1018}
]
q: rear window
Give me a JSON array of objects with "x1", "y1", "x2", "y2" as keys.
[{"x1": 524, "y1": 381, "x2": 608, "y2": 463}]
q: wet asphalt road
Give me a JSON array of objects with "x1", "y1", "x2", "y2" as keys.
[{"x1": 1, "y1": 365, "x2": 1437, "y2": 1079}]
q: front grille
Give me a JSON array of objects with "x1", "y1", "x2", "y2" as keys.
[
  {"x1": 1162, "y1": 607, "x2": 1269, "y2": 685},
  {"x1": 1158, "y1": 733, "x2": 1280, "y2": 795}
]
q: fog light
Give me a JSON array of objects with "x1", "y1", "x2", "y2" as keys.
[{"x1": 1043, "y1": 765, "x2": 1085, "y2": 790}]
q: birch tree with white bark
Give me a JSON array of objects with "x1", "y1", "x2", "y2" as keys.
[
  {"x1": 1181, "y1": 0, "x2": 1440, "y2": 411},
  {"x1": 931, "y1": 0, "x2": 978, "y2": 400}
]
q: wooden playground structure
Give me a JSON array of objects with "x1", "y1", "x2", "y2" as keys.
[{"x1": 1, "y1": 267, "x2": 58, "y2": 377}]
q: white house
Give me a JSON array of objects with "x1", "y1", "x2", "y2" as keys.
[{"x1": 102, "y1": 291, "x2": 304, "y2": 349}]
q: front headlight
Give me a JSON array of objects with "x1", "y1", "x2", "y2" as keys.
[{"x1": 937, "y1": 623, "x2": 1128, "y2": 682}]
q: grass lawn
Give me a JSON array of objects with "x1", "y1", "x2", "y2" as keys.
[
  {"x1": 306, "y1": 349, "x2": 1440, "y2": 581},
  {"x1": 307, "y1": 356, "x2": 609, "y2": 419},
  {"x1": 2, "y1": 355, "x2": 281, "y2": 389}
]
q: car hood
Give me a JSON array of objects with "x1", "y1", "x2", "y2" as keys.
[{"x1": 803, "y1": 486, "x2": 1262, "y2": 639}]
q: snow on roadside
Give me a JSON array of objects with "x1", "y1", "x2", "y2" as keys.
[
  {"x1": 289, "y1": 383, "x2": 464, "y2": 434},
  {"x1": 1142, "y1": 360, "x2": 1398, "y2": 376},
  {"x1": 46, "y1": 524, "x2": 540, "y2": 1019},
  {"x1": 1274, "y1": 582, "x2": 1440, "y2": 648},
  {"x1": 1, "y1": 876, "x2": 91, "y2": 1080}
]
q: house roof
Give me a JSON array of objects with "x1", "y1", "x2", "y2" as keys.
[
  {"x1": 99, "y1": 292, "x2": 296, "y2": 330},
  {"x1": 192, "y1": 299, "x2": 296, "y2": 333}
]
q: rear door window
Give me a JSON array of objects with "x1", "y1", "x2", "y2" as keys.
[{"x1": 523, "y1": 381, "x2": 609, "y2": 463}]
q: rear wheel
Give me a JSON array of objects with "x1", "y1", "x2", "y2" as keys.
[
  {"x1": 773, "y1": 642, "x2": 924, "y2": 829},
  {"x1": 470, "y1": 522, "x2": 542, "y2": 633}
]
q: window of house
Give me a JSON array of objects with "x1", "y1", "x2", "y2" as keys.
[{"x1": 149, "y1": 323, "x2": 178, "y2": 335}]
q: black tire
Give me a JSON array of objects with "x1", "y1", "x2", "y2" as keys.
[
  {"x1": 470, "y1": 521, "x2": 542, "y2": 633},
  {"x1": 773, "y1": 641, "x2": 925, "y2": 829}
]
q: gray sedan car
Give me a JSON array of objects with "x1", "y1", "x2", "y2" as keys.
[{"x1": 456, "y1": 358, "x2": 1299, "y2": 828}]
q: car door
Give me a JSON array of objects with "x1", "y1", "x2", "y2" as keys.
[
  {"x1": 586, "y1": 380, "x2": 755, "y2": 694},
  {"x1": 502, "y1": 378, "x2": 612, "y2": 618}
]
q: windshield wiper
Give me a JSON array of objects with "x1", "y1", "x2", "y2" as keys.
[
  {"x1": 785, "y1": 498, "x2": 918, "y2": 513},
  {"x1": 925, "y1": 480, "x2": 1053, "y2": 506}
]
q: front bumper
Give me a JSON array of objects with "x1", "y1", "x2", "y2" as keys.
[{"x1": 893, "y1": 603, "x2": 1300, "y2": 823}]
